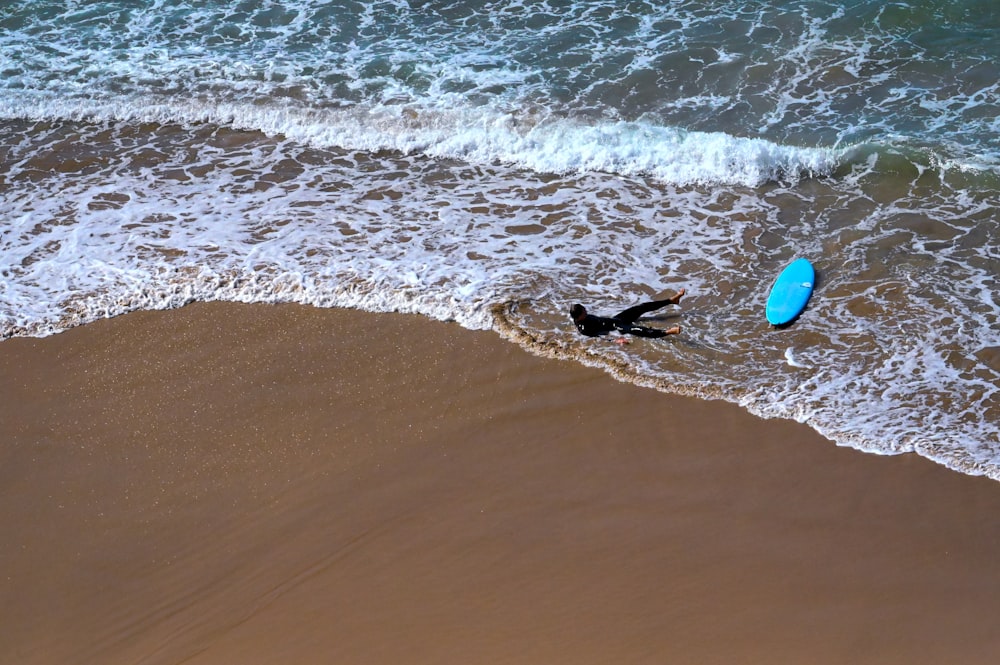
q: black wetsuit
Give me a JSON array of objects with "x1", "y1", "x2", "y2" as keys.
[{"x1": 570, "y1": 298, "x2": 676, "y2": 338}]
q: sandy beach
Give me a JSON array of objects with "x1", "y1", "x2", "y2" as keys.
[{"x1": 2, "y1": 301, "x2": 1000, "y2": 665}]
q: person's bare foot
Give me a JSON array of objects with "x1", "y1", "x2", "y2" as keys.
[
  {"x1": 668, "y1": 288, "x2": 686, "y2": 305},
  {"x1": 614, "y1": 337, "x2": 631, "y2": 346},
  {"x1": 664, "y1": 325, "x2": 681, "y2": 335}
]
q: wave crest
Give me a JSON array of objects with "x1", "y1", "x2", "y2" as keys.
[{"x1": 1, "y1": 94, "x2": 842, "y2": 187}]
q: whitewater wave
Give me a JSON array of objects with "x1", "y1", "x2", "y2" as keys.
[{"x1": 0, "y1": 94, "x2": 842, "y2": 187}]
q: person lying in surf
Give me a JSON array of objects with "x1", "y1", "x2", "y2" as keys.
[{"x1": 569, "y1": 289, "x2": 684, "y2": 343}]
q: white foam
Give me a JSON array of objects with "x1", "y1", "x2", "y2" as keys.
[
  {"x1": 0, "y1": 94, "x2": 842, "y2": 188},
  {"x1": 783, "y1": 347, "x2": 811, "y2": 368}
]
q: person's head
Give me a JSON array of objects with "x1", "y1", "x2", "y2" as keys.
[{"x1": 569, "y1": 304, "x2": 586, "y2": 321}]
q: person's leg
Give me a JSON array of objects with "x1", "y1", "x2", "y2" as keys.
[
  {"x1": 615, "y1": 322, "x2": 681, "y2": 338},
  {"x1": 613, "y1": 289, "x2": 685, "y2": 323}
]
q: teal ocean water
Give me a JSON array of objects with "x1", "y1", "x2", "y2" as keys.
[{"x1": 2, "y1": 0, "x2": 999, "y2": 478}]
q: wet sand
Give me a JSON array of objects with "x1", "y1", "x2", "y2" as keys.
[{"x1": 2, "y1": 302, "x2": 1000, "y2": 665}]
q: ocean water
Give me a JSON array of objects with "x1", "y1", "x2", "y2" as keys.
[{"x1": 1, "y1": 0, "x2": 999, "y2": 478}]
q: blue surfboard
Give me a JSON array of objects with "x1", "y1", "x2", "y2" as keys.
[{"x1": 766, "y1": 258, "x2": 815, "y2": 326}]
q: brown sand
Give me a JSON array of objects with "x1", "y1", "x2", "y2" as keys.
[{"x1": 2, "y1": 302, "x2": 1000, "y2": 665}]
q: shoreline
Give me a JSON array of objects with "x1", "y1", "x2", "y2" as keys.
[{"x1": 3, "y1": 302, "x2": 1000, "y2": 664}]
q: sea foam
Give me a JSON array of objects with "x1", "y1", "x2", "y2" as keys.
[{"x1": 1, "y1": 94, "x2": 842, "y2": 188}]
